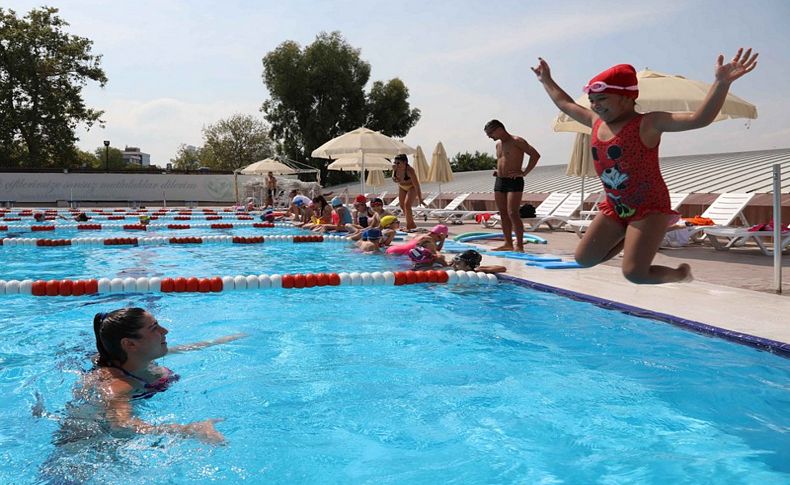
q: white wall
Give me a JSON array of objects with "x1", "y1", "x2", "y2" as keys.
[{"x1": 0, "y1": 172, "x2": 253, "y2": 203}]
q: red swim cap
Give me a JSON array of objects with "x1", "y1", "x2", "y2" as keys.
[
  {"x1": 584, "y1": 64, "x2": 639, "y2": 99},
  {"x1": 355, "y1": 194, "x2": 367, "y2": 203}
]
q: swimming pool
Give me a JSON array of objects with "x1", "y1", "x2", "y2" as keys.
[{"x1": 1, "y1": 221, "x2": 788, "y2": 483}]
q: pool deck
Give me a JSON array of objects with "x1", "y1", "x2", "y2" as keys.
[{"x1": 427, "y1": 222, "x2": 790, "y2": 352}]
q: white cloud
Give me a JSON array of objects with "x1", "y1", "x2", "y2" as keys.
[{"x1": 76, "y1": 97, "x2": 263, "y2": 165}]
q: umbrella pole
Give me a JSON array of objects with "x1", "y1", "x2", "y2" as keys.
[
  {"x1": 773, "y1": 164, "x2": 782, "y2": 294},
  {"x1": 360, "y1": 153, "x2": 366, "y2": 195},
  {"x1": 580, "y1": 176, "x2": 586, "y2": 215}
]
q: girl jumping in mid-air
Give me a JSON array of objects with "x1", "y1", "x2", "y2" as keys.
[{"x1": 532, "y1": 48, "x2": 757, "y2": 284}]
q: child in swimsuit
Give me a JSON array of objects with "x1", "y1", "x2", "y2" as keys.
[{"x1": 532, "y1": 48, "x2": 757, "y2": 284}]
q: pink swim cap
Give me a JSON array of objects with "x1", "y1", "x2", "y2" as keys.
[
  {"x1": 430, "y1": 224, "x2": 448, "y2": 236},
  {"x1": 408, "y1": 246, "x2": 434, "y2": 264}
]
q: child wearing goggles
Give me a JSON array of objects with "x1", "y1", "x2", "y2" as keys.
[{"x1": 531, "y1": 48, "x2": 757, "y2": 284}]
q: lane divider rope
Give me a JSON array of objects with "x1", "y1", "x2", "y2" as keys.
[
  {"x1": 0, "y1": 270, "x2": 497, "y2": 296},
  {"x1": 0, "y1": 234, "x2": 348, "y2": 247}
]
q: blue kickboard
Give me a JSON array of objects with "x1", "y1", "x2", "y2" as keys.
[
  {"x1": 526, "y1": 260, "x2": 582, "y2": 269},
  {"x1": 495, "y1": 252, "x2": 561, "y2": 261},
  {"x1": 457, "y1": 233, "x2": 547, "y2": 244}
]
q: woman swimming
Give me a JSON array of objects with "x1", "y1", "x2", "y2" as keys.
[{"x1": 86, "y1": 307, "x2": 245, "y2": 443}]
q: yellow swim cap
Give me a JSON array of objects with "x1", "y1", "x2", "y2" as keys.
[{"x1": 380, "y1": 215, "x2": 398, "y2": 228}]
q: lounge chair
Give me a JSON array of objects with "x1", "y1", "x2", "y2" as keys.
[
  {"x1": 524, "y1": 192, "x2": 584, "y2": 231},
  {"x1": 703, "y1": 225, "x2": 790, "y2": 255},
  {"x1": 691, "y1": 193, "x2": 755, "y2": 246},
  {"x1": 481, "y1": 192, "x2": 569, "y2": 229},
  {"x1": 412, "y1": 192, "x2": 440, "y2": 220},
  {"x1": 566, "y1": 192, "x2": 689, "y2": 238},
  {"x1": 429, "y1": 194, "x2": 490, "y2": 224}
]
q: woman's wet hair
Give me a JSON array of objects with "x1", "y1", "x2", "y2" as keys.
[{"x1": 93, "y1": 308, "x2": 149, "y2": 367}]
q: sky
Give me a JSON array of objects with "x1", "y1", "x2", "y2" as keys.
[{"x1": 6, "y1": 0, "x2": 790, "y2": 167}]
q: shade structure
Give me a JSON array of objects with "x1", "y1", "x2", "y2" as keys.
[
  {"x1": 412, "y1": 146, "x2": 430, "y2": 182},
  {"x1": 553, "y1": 68, "x2": 758, "y2": 134},
  {"x1": 239, "y1": 158, "x2": 296, "y2": 175},
  {"x1": 566, "y1": 133, "x2": 598, "y2": 209},
  {"x1": 366, "y1": 169, "x2": 386, "y2": 187},
  {"x1": 326, "y1": 156, "x2": 393, "y2": 171},
  {"x1": 311, "y1": 127, "x2": 414, "y2": 193},
  {"x1": 427, "y1": 141, "x2": 454, "y2": 193}
]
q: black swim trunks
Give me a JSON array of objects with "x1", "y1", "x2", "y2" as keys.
[{"x1": 494, "y1": 176, "x2": 524, "y2": 193}]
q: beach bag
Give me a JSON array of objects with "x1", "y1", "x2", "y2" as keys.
[{"x1": 519, "y1": 203, "x2": 536, "y2": 219}]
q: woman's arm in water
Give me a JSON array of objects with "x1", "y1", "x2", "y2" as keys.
[
  {"x1": 103, "y1": 379, "x2": 225, "y2": 444},
  {"x1": 168, "y1": 333, "x2": 247, "y2": 354}
]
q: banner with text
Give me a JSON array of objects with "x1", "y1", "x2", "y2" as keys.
[{"x1": 0, "y1": 173, "x2": 255, "y2": 203}]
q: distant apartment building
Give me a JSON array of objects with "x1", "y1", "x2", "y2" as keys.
[{"x1": 122, "y1": 146, "x2": 151, "y2": 166}]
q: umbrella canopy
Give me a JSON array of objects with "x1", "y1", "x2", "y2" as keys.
[
  {"x1": 427, "y1": 141, "x2": 454, "y2": 186},
  {"x1": 366, "y1": 169, "x2": 386, "y2": 187},
  {"x1": 311, "y1": 127, "x2": 415, "y2": 158},
  {"x1": 412, "y1": 146, "x2": 430, "y2": 182},
  {"x1": 553, "y1": 68, "x2": 758, "y2": 134},
  {"x1": 311, "y1": 127, "x2": 414, "y2": 193},
  {"x1": 239, "y1": 158, "x2": 296, "y2": 175},
  {"x1": 326, "y1": 156, "x2": 393, "y2": 171},
  {"x1": 566, "y1": 133, "x2": 596, "y2": 178}
]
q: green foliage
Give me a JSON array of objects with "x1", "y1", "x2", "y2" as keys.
[
  {"x1": 0, "y1": 7, "x2": 107, "y2": 168},
  {"x1": 451, "y1": 151, "x2": 497, "y2": 172},
  {"x1": 92, "y1": 146, "x2": 126, "y2": 170},
  {"x1": 261, "y1": 31, "x2": 419, "y2": 185},
  {"x1": 201, "y1": 114, "x2": 274, "y2": 171},
  {"x1": 170, "y1": 143, "x2": 217, "y2": 170},
  {"x1": 366, "y1": 79, "x2": 421, "y2": 137}
]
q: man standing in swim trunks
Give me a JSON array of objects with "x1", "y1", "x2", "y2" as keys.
[{"x1": 485, "y1": 119, "x2": 540, "y2": 251}]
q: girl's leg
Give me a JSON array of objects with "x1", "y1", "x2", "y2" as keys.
[
  {"x1": 621, "y1": 213, "x2": 692, "y2": 284},
  {"x1": 403, "y1": 189, "x2": 416, "y2": 230},
  {"x1": 574, "y1": 212, "x2": 627, "y2": 267}
]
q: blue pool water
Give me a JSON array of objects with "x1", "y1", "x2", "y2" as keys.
[{"x1": 0, "y1": 225, "x2": 788, "y2": 483}]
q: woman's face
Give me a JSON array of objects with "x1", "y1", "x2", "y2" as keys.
[{"x1": 127, "y1": 312, "x2": 169, "y2": 360}]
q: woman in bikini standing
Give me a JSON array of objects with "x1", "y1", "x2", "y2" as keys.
[{"x1": 391, "y1": 154, "x2": 425, "y2": 232}]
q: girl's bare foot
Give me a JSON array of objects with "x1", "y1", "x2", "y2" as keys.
[{"x1": 677, "y1": 263, "x2": 694, "y2": 282}]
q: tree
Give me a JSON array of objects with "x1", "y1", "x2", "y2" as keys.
[
  {"x1": 169, "y1": 143, "x2": 218, "y2": 170},
  {"x1": 451, "y1": 151, "x2": 497, "y2": 172},
  {"x1": 201, "y1": 114, "x2": 274, "y2": 171},
  {"x1": 0, "y1": 7, "x2": 107, "y2": 168},
  {"x1": 93, "y1": 145, "x2": 126, "y2": 170},
  {"x1": 261, "y1": 31, "x2": 420, "y2": 184},
  {"x1": 366, "y1": 79, "x2": 421, "y2": 137}
]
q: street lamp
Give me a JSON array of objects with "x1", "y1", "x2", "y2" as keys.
[{"x1": 103, "y1": 140, "x2": 110, "y2": 172}]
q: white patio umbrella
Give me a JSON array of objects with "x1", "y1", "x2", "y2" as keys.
[
  {"x1": 427, "y1": 141, "x2": 454, "y2": 193},
  {"x1": 326, "y1": 156, "x2": 393, "y2": 171},
  {"x1": 366, "y1": 169, "x2": 386, "y2": 187},
  {"x1": 566, "y1": 133, "x2": 598, "y2": 210},
  {"x1": 311, "y1": 127, "x2": 415, "y2": 193},
  {"x1": 412, "y1": 146, "x2": 430, "y2": 182},
  {"x1": 239, "y1": 158, "x2": 296, "y2": 175}
]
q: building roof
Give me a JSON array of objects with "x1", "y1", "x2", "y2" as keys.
[{"x1": 330, "y1": 148, "x2": 790, "y2": 195}]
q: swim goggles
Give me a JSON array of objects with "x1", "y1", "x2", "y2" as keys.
[{"x1": 583, "y1": 81, "x2": 638, "y2": 94}]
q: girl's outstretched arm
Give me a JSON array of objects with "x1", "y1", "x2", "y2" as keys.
[
  {"x1": 648, "y1": 48, "x2": 758, "y2": 133},
  {"x1": 532, "y1": 57, "x2": 594, "y2": 128}
]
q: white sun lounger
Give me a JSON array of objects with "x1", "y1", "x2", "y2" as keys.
[{"x1": 481, "y1": 192, "x2": 570, "y2": 229}]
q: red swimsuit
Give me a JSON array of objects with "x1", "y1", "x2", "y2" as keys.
[{"x1": 591, "y1": 114, "x2": 679, "y2": 225}]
